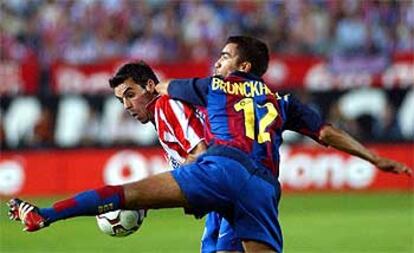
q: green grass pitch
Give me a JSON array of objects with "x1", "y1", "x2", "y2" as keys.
[{"x1": 1, "y1": 192, "x2": 413, "y2": 253}]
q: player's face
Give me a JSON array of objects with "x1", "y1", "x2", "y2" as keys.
[
  {"x1": 114, "y1": 78, "x2": 156, "y2": 124},
  {"x1": 214, "y1": 43, "x2": 242, "y2": 77}
]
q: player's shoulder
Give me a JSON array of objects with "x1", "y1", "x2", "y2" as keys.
[
  {"x1": 155, "y1": 95, "x2": 171, "y2": 106},
  {"x1": 155, "y1": 95, "x2": 189, "y2": 111}
]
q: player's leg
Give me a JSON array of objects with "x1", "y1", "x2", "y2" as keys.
[
  {"x1": 241, "y1": 241, "x2": 276, "y2": 253},
  {"x1": 178, "y1": 147, "x2": 280, "y2": 253},
  {"x1": 232, "y1": 169, "x2": 283, "y2": 253},
  {"x1": 207, "y1": 146, "x2": 282, "y2": 252},
  {"x1": 216, "y1": 215, "x2": 243, "y2": 253},
  {"x1": 8, "y1": 171, "x2": 189, "y2": 231},
  {"x1": 168, "y1": 153, "x2": 274, "y2": 253},
  {"x1": 201, "y1": 212, "x2": 221, "y2": 253},
  {"x1": 200, "y1": 212, "x2": 243, "y2": 253},
  {"x1": 123, "y1": 171, "x2": 189, "y2": 209}
]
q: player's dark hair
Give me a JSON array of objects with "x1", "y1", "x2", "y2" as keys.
[
  {"x1": 225, "y1": 36, "x2": 269, "y2": 77},
  {"x1": 109, "y1": 60, "x2": 159, "y2": 89}
]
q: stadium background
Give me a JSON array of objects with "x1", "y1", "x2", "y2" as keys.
[{"x1": 0, "y1": 0, "x2": 413, "y2": 252}]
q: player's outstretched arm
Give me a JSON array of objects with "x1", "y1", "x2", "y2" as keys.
[{"x1": 319, "y1": 125, "x2": 412, "y2": 176}]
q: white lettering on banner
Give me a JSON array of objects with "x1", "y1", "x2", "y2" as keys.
[
  {"x1": 306, "y1": 62, "x2": 414, "y2": 90},
  {"x1": 56, "y1": 67, "x2": 112, "y2": 94},
  {"x1": 279, "y1": 150, "x2": 376, "y2": 190},
  {"x1": 282, "y1": 154, "x2": 313, "y2": 189},
  {"x1": 104, "y1": 151, "x2": 148, "y2": 185},
  {"x1": 382, "y1": 63, "x2": 414, "y2": 89},
  {"x1": 0, "y1": 160, "x2": 25, "y2": 195},
  {"x1": 346, "y1": 157, "x2": 376, "y2": 189},
  {"x1": 312, "y1": 154, "x2": 345, "y2": 189},
  {"x1": 340, "y1": 73, "x2": 372, "y2": 89},
  {"x1": 305, "y1": 63, "x2": 372, "y2": 91},
  {"x1": 103, "y1": 150, "x2": 170, "y2": 185}
]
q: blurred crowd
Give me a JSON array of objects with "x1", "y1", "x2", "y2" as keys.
[
  {"x1": 2, "y1": 0, "x2": 413, "y2": 66},
  {"x1": 1, "y1": 0, "x2": 413, "y2": 149}
]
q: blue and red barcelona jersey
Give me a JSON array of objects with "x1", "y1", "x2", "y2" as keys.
[{"x1": 168, "y1": 71, "x2": 326, "y2": 176}]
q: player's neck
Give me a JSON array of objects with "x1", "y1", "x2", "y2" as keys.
[{"x1": 145, "y1": 94, "x2": 160, "y2": 123}]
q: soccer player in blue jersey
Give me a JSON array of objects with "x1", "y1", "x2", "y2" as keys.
[{"x1": 8, "y1": 36, "x2": 411, "y2": 253}]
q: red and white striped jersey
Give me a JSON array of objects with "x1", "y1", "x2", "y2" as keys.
[{"x1": 153, "y1": 95, "x2": 206, "y2": 169}]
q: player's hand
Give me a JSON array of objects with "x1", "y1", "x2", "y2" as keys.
[
  {"x1": 7, "y1": 198, "x2": 49, "y2": 232},
  {"x1": 373, "y1": 156, "x2": 412, "y2": 176},
  {"x1": 155, "y1": 81, "x2": 170, "y2": 95}
]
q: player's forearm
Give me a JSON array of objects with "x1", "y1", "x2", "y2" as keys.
[
  {"x1": 184, "y1": 141, "x2": 207, "y2": 164},
  {"x1": 319, "y1": 125, "x2": 378, "y2": 164},
  {"x1": 184, "y1": 154, "x2": 198, "y2": 164}
]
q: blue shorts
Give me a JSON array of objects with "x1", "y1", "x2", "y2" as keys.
[
  {"x1": 171, "y1": 145, "x2": 283, "y2": 252},
  {"x1": 201, "y1": 212, "x2": 243, "y2": 252}
]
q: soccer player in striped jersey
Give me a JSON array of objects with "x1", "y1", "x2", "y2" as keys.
[
  {"x1": 108, "y1": 61, "x2": 242, "y2": 252},
  {"x1": 8, "y1": 37, "x2": 411, "y2": 253},
  {"x1": 8, "y1": 60, "x2": 242, "y2": 252},
  {"x1": 108, "y1": 61, "x2": 207, "y2": 168}
]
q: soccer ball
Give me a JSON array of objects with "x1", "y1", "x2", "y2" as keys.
[{"x1": 96, "y1": 209, "x2": 145, "y2": 237}]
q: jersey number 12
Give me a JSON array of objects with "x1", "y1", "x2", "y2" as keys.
[{"x1": 234, "y1": 98, "x2": 278, "y2": 143}]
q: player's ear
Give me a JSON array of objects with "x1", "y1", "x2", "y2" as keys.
[
  {"x1": 146, "y1": 79, "x2": 156, "y2": 93},
  {"x1": 238, "y1": 61, "x2": 252, "y2": 73}
]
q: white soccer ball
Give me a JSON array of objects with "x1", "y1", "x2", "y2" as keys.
[{"x1": 96, "y1": 209, "x2": 145, "y2": 237}]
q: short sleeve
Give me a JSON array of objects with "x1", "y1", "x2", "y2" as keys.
[
  {"x1": 164, "y1": 99, "x2": 205, "y2": 153},
  {"x1": 283, "y1": 95, "x2": 327, "y2": 145}
]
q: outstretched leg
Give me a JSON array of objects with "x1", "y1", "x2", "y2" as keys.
[
  {"x1": 8, "y1": 171, "x2": 189, "y2": 231},
  {"x1": 123, "y1": 171, "x2": 189, "y2": 210}
]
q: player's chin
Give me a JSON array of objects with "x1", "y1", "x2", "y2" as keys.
[
  {"x1": 132, "y1": 114, "x2": 146, "y2": 123},
  {"x1": 138, "y1": 117, "x2": 149, "y2": 124}
]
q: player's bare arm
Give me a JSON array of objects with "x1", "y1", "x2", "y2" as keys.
[
  {"x1": 184, "y1": 141, "x2": 207, "y2": 164},
  {"x1": 319, "y1": 125, "x2": 412, "y2": 176}
]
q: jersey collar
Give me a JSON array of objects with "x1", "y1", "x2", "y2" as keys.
[
  {"x1": 145, "y1": 94, "x2": 160, "y2": 121},
  {"x1": 230, "y1": 71, "x2": 264, "y2": 82}
]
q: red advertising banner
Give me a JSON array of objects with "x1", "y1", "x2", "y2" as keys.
[
  {"x1": 0, "y1": 144, "x2": 412, "y2": 197},
  {"x1": 0, "y1": 148, "x2": 168, "y2": 197},
  {"x1": 50, "y1": 54, "x2": 413, "y2": 94},
  {"x1": 265, "y1": 53, "x2": 414, "y2": 90},
  {"x1": 279, "y1": 144, "x2": 413, "y2": 191},
  {"x1": 1, "y1": 53, "x2": 412, "y2": 95},
  {"x1": 50, "y1": 59, "x2": 211, "y2": 94}
]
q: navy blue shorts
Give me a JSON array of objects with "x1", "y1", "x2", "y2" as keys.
[
  {"x1": 171, "y1": 146, "x2": 283, "y2": 252},
  {"x1": 201, "y1": 212, "x2": 243, "y2": 252}
]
